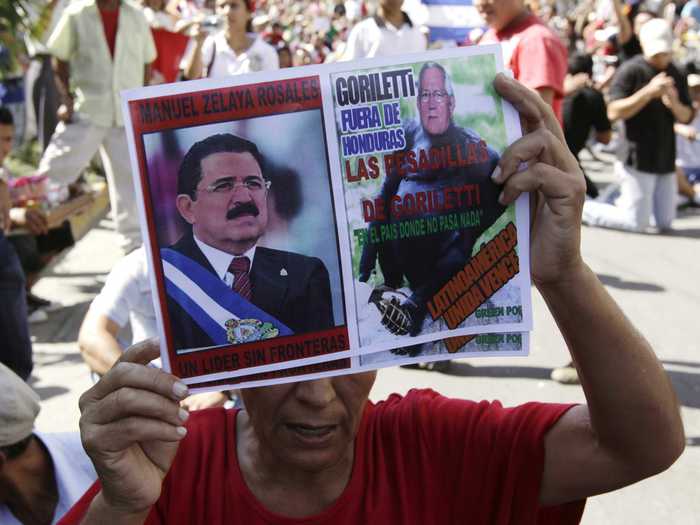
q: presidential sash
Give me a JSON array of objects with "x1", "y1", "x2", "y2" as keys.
[{"x1": 161, "y1": 248, "x2": 293, "y2": 347}]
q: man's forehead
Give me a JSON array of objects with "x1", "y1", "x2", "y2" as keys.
[
  {"x1": 420, "y1": 68, "x2": 446, "y2": 88},
  {"x1": 200, "y1": 151, "x2": 262, "y2": 178},
  {"x1": 0, "y1": 124, "x2": 13, "y2": 138}
]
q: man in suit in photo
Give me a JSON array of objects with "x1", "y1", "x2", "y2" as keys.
[{"x1": 163, "y1": 133, "x2": 334, "y2": 351}]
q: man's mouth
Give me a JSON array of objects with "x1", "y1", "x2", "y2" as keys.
[{"x1": 286, "y1": 423, "x2": 337, "y2": 442}]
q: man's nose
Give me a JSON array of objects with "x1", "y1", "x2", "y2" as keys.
[
  {"x1": 294, "y1": 378, "x2": 337, "y2": 408},
  {"x1": 229, "y1": 183, "x2": 254, "y2": 203}
]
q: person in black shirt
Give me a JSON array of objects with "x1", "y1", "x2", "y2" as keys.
[
  {"x1": 583, "y1": 18, "x2": 694, "y2": 232},
  {"x1": 563, "y1": 53, "x2": 612, "y2": 199}
]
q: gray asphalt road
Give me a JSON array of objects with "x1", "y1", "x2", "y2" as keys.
[{"x1": 28, "y1": 153, "x2": 700, "y2": 524}]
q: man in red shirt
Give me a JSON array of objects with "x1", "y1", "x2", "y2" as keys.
[
  {"x1": 476, "y1": 0, "x2": 568, "y2": 122},
  {"x1": 60, "y1": 77, "x2": 684, "y2": 525}
]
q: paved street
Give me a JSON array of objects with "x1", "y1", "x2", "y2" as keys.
[{"x1": 27, "y1": 154, "x2": 700, "y2": 524}]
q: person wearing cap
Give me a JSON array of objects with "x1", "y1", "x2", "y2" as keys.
[
  {"x1": 183, "y1": 0, "x2": 278, "y2": 79},
  {"x1": 582, "y1": 17, "x2": 694, "y2": 232},
  {"x1": 0, "y1": 363, "x2": 96, "y2": 524}
]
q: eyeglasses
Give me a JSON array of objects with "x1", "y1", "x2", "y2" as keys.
[
  {"x1": 198, "y1": 176, "x2": 271, "y2": 194},
  {"x1": 418, "y1": 90, "x2": 450, "y2": 103}
]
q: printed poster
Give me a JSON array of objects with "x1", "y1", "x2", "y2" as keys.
[{"x1": 121, "y1": 44, "x2": 532, "y2": 387}]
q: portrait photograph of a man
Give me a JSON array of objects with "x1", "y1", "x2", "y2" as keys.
[
  {"x1": 333, "y1": 54, "x2": 528, "y2": 351},
  {"x1": 140, "y1": 109, "x2": 346, "y2": 356}
]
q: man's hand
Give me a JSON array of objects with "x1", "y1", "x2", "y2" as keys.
[
  {"x1": 0, "y1": 181, "x2": 11, "y2": 234},
  {"x1": 9, "y1": 207, "x2": 49, "y2": 235},
  {"x1": 661, "y1": 84, "x2": 680, "y2": 109},
  {"x1": 78, "y1": 339, "x2": 190, "y2": 518},
  {"x1": 644, "y1": 72, "x2": 675, "y2": 99},
  {"x1": 491, "y1": 74, "x2": 586, "y2": 287}
]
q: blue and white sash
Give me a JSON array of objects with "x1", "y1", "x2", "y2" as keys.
[{"x1": 161, "y1": 248, "x2": 293, "y2": 347}]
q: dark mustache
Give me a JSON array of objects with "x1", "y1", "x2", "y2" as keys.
[{"x1": 226, "y1": 202, "x2": 260, "y2": 220}]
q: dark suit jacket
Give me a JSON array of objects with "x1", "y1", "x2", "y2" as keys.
[{"x1": 165, "y1": 232, "x2": 335, "y2": 351}]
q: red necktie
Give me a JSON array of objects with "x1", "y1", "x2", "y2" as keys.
[{"x1": 229, "y1": 256, "x2": 251, "y2": 300}]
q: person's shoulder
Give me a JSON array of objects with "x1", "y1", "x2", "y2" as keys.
[{"x1": 518, "y1": 16, "x2": 565, "y2": 49}]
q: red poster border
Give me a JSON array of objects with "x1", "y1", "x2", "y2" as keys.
[{"x1": 128, "y1": 75, "x2": 349, "y2": 381}]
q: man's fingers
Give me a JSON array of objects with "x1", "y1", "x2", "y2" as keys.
[
  {"x1": 119, "y1": 337, "x2": 162, "y2": 366},
  {"x1": 80, "y1": 361, "x2": 189, "y2": 412},
  {"x1": 498, "y1": 162, "x2": 585, "y2": 208},
  {"x1": 493, "y1": 73, "x2": 564, "y2": 142},
  {"x1": 88, "y1": 386, "x2": 188, "y2": 427},
  {"x1": 493, "y1": 127, "x2": 578, "y2": 187},
  {"x1": 82, "y1": 416, "x2": 187, "y2": 455}
]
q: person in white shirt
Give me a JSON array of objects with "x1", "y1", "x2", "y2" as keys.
[
  {"x1": 183, "y1": 0, "x2": 278, "y2": 79},
  {"x1": 77, "y1": 247, "x2": 230, "y2": 410},
  {"x1": 0, "y1": 363, "x2": 96, "y2": 525},
  {"x1": 341, "y1": 0, "x2": 426, "y2": 61}
]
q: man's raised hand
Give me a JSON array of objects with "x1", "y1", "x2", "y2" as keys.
[
  {"x1": 491, "y1": 74, "x2": 587, "y2": 288},
  {"x1": 78, "y1": 338, "x2": 190, "y2": 520}
]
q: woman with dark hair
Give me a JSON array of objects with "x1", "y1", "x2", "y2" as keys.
[{"x1": 183, "y1": 0, "x2": 278, "y2": 79}]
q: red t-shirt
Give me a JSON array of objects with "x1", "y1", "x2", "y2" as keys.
[
  {"x1": 59, "y1": 389, "x2": 584, "y2": 524},
  {"x1": 99, "y1": 5, "x2": 120, "y2": 58},
  {"x1": 480, "y1": 14, "x2": 568, "y2": 123}
]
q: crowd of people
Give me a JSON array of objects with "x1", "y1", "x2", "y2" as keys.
[{"x1": 0, "y1": 0, "x2": 697, "y2": 522}]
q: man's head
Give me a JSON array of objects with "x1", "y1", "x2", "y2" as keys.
[
  {"x1": 238, "y1": 372, "x2": 376, "y2": 473},
  {"x1": 639, "y1": 17, "x2": 673, "y2": 70},
  {"x1": 176, "y1": 134, "x2": 270, "y2": 254},
  {"x1": 416, "y1": 63, "x2": 456, "y2": 136},
  {"x1": 0, "y1": 363, "x2": 40, "y2": 474},
  {"x1": 0, "y1": 107, "x2": 14, "y2": 166},
  {"x1": 380, "y1": 0, "x2": 404, "y2": 13},
  {"x1": 568, "y1": 52, "x2": 594, "y2": 77},
  {"x1": 474, "y1": 0, "x2": 526, "y2": 32}
]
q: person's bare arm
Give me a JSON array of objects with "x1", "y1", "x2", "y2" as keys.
[
  {"x1": 607, "y1": 72, "x2": 671, "y2": 121},
  {"x1": 493, "y1": 74, "x2": 684, "y2": 506},
  {"x1": 144, "y1": 63, "x2": 153, "y2": 86},
  {"x1": 662, "y1": 85, "x2": 695, "y2": 124},
  {"x1": 78, "y1": 310, "x2": 124, "y2": 375},
  {"x1": 674, "y1": 122, "x2": 697, "y2": 140},
  {"x1": 612, "y1": 0, "x2": 632, "y2": 44},
  {"x1": 182, "y1": 30, "x2": 207, "y2": 79},
  {"x1": 53, "y1": 58, "x2": 74, "y2": 122}
]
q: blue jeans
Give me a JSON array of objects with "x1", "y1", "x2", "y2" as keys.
[{"x1": 0, "y1": 232, "x2": 32, "y2": 380}]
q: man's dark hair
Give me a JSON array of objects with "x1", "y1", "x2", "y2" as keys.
[
  {"x1": 177, "y1": 133, "x2": 265, "y2": 199},
  {"x1": 568, "y1": 52, "x2": 594, "y2": 77},
  {"x1": 0, "y1": 106, "x2": 14, "y2": 126},
  {"x1": 0, "y1": 435, "x2": 32, "y2": 461}
]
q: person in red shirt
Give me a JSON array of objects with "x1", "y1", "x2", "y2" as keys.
[
  {"x1": 476, "y1": 0, "x2": 568, "y2": 122},
  {"x1": 59, "y1": 76, "x2": 684, "y2": 525}
]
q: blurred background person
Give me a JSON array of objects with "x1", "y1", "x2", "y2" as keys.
[
  {"x1": 182, "y1": 0, "x2": 278, "y2": 80},
  {"x1": 0, "y1": 362, "x2": 96, "y2": 524}
]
